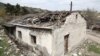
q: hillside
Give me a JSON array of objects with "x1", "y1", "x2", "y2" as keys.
[
  {"x1": 0, "y1": 2, "x2": 51, "y2": 25},
  {"x1": 0, "y1": 2, "x2": 50, "y2": 16}
]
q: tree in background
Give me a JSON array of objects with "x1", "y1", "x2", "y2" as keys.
[
  {"x1": 5, "y1": 3, "x2": 21, "y2": 15},
  {"x1": 21, "y1": 7, "x2": 29, "y2": 15},
  {"x1": 5, "y1": 3, "x2": 15, "y2": 15},
  {"x1": 82, "y1": 9, "x2": 98, "y2": 29},
  {"x1": 14, "y1": 4, "x2": 21, "y2": 15},
  {"x1": 0, "y1": 7, "x2": 6, "y2": 17}
]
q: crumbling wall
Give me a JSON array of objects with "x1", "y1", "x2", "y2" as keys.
[
  {"x1": 15, "y1": 26, "x2": 53, "y2": 56},
  {"x1": 52, "y1": 12, "x2": 86, "y2": 56},
  {"x1": 64, "y1": 12, "x2": 86, "y2": 52},
  {"x1": 30, "y1": 28, "x2": 53, "y2": 56}
]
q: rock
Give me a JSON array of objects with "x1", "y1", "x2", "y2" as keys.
[
  {"x1": 13, "y1": 44, "x2": 17, "y2": 47},
  {"x1": 72, "y1": 53, "x2": 78, "y2": 56},
  {"x1": 16, "y1": 48, "x2": 20, "y2": 51},
  {"x1": 78, "y1": 52, "x2": 82, "y2": 55},
  {"x1": 6, "y1": 51, "x2": 9, "y2": 55},
  {"x1": 21, "y1": 54, "x2": 24, "y2": 56},
  {"x1": 0, "y1": 46, "x2": 3, "y2": 49},
  {"x1": 0, "y1": 37, "x2": 3, "y2": 40},
  {"x1": 8, "y1": 40, "x2": 12, "y2": 44},
  {"x1": 34, "y1": 54, "x2": 37, "y2": 56}
]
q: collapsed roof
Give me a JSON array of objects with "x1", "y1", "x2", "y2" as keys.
[{"x1": 5, "y1": 11, "x2": 70, "y2": 29}]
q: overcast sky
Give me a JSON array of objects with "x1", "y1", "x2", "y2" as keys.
[{"x1": 0, "y1": 0, "x2": 100, "y2": 11}]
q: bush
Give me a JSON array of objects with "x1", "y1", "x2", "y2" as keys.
[
  {"x1": 81, "y1": 9, "x2": 98, "y2": 29},
  {"x1": 88, "y1": 44, "x2": 100, "y2": 54}
]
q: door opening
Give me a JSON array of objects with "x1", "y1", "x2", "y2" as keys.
[
  {"x1": 64, "y1": 34, "x2": 69, "y2": 54},
  {"x1": 31, "y1": 35, "x2": 36, "y2": 44}
]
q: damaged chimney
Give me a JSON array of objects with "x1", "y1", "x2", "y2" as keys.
[{"x1": 70, "y1": 1, "x2": 73, "y2": 13}]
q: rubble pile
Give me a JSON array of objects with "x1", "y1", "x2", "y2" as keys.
[{"x1": 11, "y1": 11, "x2": 69, "y2": 28}]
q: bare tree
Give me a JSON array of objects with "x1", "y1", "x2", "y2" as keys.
[{"x1": 82, "y1": 9, "x2": 98, "y2": 29}]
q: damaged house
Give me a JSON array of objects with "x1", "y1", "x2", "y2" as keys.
[{"x1": 3, "y1": 11, "x2": 86, "y2": 56}]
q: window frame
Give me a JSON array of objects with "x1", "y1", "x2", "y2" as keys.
[{"x1": 18, "y1": 31, "x2": 22, "y2": 39}]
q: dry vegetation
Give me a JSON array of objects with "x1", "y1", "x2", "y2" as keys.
[
  {"x1": 67, "y1": 39, "x2": 100, "y2": 56},
  {"x1": 0, "y1": 2, "x2": 100, "y2": 56}
]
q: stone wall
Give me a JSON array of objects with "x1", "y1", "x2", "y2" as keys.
[
  {"x1": 52, "y1": 12, "x2": 86, "y2": 56},
  {"x1": 16, "y1": 26, "x2": 53, "y2": 56}
]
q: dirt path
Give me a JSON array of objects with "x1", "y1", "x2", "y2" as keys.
[{"x1": 87, "y1": 30, "x2": 100, "y2": 43}]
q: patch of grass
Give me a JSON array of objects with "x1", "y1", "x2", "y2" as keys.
[
  {"x1": 0, "y1": 36, "x2": 10, "y2": 56},
  {"x1": 0, "y1": 46, "x2": 4, "y2": 56},
  {"x1": 88, "y1": 44, "x2": 100, "y2": 54},
  {"x1": 0, "y1": 34, "x2": 21, "y2": 56}
]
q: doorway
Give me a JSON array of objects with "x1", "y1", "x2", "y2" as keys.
[
  {"x1": 64, "y1": 34, "x2": 69, "y2": 54},
  {"x1": 31, "y1": 35, "x2": 36, "y2": 44}
]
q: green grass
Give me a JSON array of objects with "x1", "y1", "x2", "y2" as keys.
[
  {"x1": 88, "y1": 44, "x2": 100, "y2": 54},
  {"x1": 0, "y1": 35, "x2": 21, "y2": 56},
  {"x1": 0, "y1": 36, "x2": 10, "y2": 56}
]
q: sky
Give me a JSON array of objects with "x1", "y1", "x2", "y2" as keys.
[{"x1": 0, "y1": 0, "x2": 100, "y2": 11}]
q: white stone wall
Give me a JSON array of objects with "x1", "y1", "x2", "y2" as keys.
[
  {"x1": 52, "y1": 12, "x2": 86, "y2": 56},
  {"x1": 16, "y1": 26, "x2": 53, "y2": 55},
  {"x1": 52, "y1": 28, "x2": 66, "y2": 56},
  {"x1": 16, "y1": 26, "x2": 32, "y2": 45},
  {"x1": 30, "y1": 29, "x2": 53, "y2": 56},
  {"x1": 64, "y1": 12, "x2": 86, "y2": 51}
]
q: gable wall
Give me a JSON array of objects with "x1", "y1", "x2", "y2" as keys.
[
  {"x1": 64, "y1": 12, "x2": 87, "y2": 51},
  {"x1": 52, "y1": 12, "x2": 86, "y2": 56}
]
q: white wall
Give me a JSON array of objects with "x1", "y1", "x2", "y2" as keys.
[
  {"x1": 16, "y1": 26, "x2": 32, "y2": 45},
  {"x1": 16, "y1": 26, "x2": 53, "y2": 55},
  {"x1": 64, "y1": 12, "x2": 86, "y2": 51},
  {"x1": 30, "y1": 29, "x2": 53, "y2": 56},
  {"x1": 52, "y1": 12, "x2": 86, "y2": 56}
]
